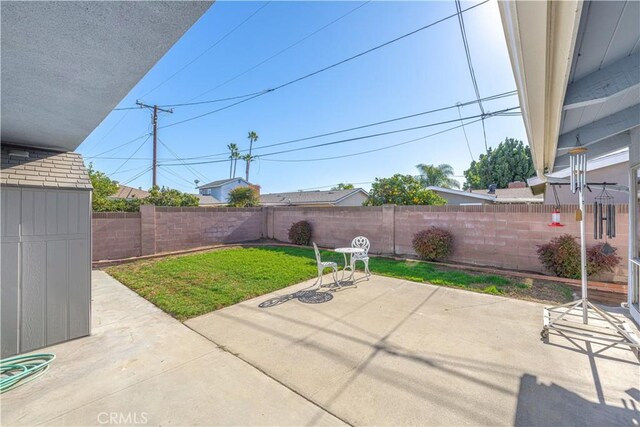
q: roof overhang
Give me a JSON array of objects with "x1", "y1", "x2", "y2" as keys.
[
  {"x1": 497, "y1": 0, "x2": 583, "y2": 177},
  {"x1": 498, "y1": 0, "x2": 640, "y2": 178},
  {"x1": 1, "y1": 1, "x2": 212, "y2": 152}
]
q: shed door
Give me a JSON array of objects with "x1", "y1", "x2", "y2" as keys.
[{"x1": 1, "y1": 188, "x2": 91, "y2": 357}]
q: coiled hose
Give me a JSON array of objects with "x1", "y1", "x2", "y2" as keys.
[{"x1": 0, "y1": 353, "x2": 55, "y2": 393}]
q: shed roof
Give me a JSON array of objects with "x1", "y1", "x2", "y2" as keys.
[
  {"x1": 260, "y1": 188, "x2": 368, "y2": 206},
  {"x1": 195, "y1": 194, "x2": 222, "y2": 205},
  {"x1": 1, "y1": 145, "x2": 91, "y2": 190}
]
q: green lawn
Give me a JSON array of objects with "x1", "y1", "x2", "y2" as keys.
[{"x1": 105, "y1": 246, "x2": 573, "y2": 320}]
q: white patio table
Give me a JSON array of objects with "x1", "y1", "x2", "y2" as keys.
[{"x1": 333, "y1": 247, "x2": 365, "y2": 284}]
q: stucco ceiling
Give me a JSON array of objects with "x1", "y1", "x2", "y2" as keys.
[{"x1": 1, "y1": 1, "x2": 212, "y2": 152}]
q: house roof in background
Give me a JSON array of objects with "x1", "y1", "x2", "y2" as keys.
[
  {"x1": 195, "y1": 194, "x2": 222, "y2": 205},
  {"x1": 426, "y1": 186, "x2": 496, "y2": 202},
  {"x1": 1, "y1": 144, "x2": 92, "y2": 190},
  {"x1": 113, "y1": 185, "x2": 149, "y2": 200},
  {"x1": 470, "y1": 187, "x2": 542, "y2": 203},
  {"x1": 198, "y1": 178, "x2": 251, "y2": 189},
  {"x1": 260, "y1": 188, "x2": 369, "y2": 205},
  {"x1": 1, "y1": 1, "x2": 212, "y2": 151}
]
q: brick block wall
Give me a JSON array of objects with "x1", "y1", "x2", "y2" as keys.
[
  {"x1": 154, "y1": 207, "x2": 264, "y2": 253},
  {"x1": 393, "y1": 204, "x2": 629, "y2": 282},
  {"x1": 268, "y1": 206, "x2": 387, "y2": 252},
  {"x1": 92, "y1": 204, "x2": 631, "y2": 283},
  {"x1": 92, "y1": 212, "x2": 141, "y2": 261}
]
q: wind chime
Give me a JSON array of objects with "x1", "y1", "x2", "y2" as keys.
[
  {"x1": 542, "y1": 143, "x2": 639, "y2": 352},
  {"x1": 594, "y1": 185, "x2": 617, "y2": 254}
]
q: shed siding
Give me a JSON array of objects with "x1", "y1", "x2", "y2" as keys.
[{"x1": 0, "y1": 188, "x2": 91, "y2": 357}]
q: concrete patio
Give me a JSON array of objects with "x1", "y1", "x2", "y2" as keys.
[
  {"x1": 0, "y1": 272, "x2": 340, "y2": 426},
  {"x1": 1, "y1": 272, "x2": 638, "y2": 426},
  {"x1": 187, "y1": 275, "x2": 639, "y2": 426}
]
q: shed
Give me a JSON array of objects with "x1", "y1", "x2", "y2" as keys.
[{"x1": 1, "y1": 145, "x2": 92, "y2": 357}]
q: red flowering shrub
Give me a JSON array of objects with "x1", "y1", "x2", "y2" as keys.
[
  {"x1": 537, "y1": 234, "x2": 620, "y2": 279},
  {"x1": 288, "y1": 220, "x2": 312, "y2": 246},
  {"x1": 412, "y1": 227, "x2": 453, "y2": 261}
]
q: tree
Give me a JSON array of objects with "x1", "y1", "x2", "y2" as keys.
[
  {"x1": 246, "y1": 131, "x2": 258, "y2": 181},
  {"x1": 227, "y1": 186, "x2": 260, "y2": 207},
  {"x1": 365, "y1": 174, "x2": 447, "y2": 206},
  {"x1": 227, "y1": 143, "x2": 240, "y2": 178},
  {"x1": 463, "y1": 138, "x2": 535, "y2": 190},
  {"x1": 145, "y1": 186, "x2": 199, "y2": 207},
  {"x1": 416, "y1": 163, "x2": 460, "y2": 189},
  {"x1": 331, "y1": 183, "x2": 354, "y2": 190}
]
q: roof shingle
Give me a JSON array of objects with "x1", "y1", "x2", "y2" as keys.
[{"x1": 1, "y1": 145, "x2": 92, "y2": 190}]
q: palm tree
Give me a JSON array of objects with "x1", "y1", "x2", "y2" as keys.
[
  {"x1": 416, "y1": 163, "x2": 460, "y2": 189},
  {"x1": 227, "y1": 143, "x2": 240, "y2": 178},
  {"x1": 242, "y1": 153, "x2": 256, "y2": 181},
  {"x1": 245, "y1": 131, "x2": 258, "y2": 181}
]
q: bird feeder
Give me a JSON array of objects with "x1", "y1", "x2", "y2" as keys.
[{"x1": 548, "y1": 185, "x2": 564, "y2": 227}]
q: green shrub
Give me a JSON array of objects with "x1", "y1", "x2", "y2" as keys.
[
  {"x1": 227, "y1": 187, "x2": 259, "y2": 207},
  {"x1": 412, "y1": 227, "x2": 453, "y2": 261},
  {"x1": 288, "y1": 221, "x2": 312, "y2": 246},
  {"x1": 536, "y1": 234, "x2": 621, "y2": 279}
]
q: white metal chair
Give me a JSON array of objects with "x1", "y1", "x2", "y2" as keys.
[
  {"x1": 313, "y1": 242, "x2": 339, "y2": 288},
  {"x1": 350, "y1": 236, "x2": 371, "y2": 279}
]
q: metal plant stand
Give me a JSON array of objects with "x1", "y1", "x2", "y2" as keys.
[{"x1": 541, "y1": 147, "x2": 640, "y2": 356}]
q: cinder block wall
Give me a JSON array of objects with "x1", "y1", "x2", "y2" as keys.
[
  {"x1": 92, "y1": 204, "x2": 630, "y2": 282},
  {"x1": 92, "y1": 212, "x2": 141, "y2": 260},
  {"x1": 153, "y1": 207, "x2": 264, "y2": 253}
]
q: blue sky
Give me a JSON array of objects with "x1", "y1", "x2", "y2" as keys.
[{"x1": 78, "y1": 0, "x2": 527, "y2": 193}]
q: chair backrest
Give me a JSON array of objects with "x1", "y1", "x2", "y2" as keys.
[
  {"x1": 312, "y1": 242, "x2": 322, "y2": 265},
  {"x1": 351, "y1": 236, "x2": 370, "y2": 254}
]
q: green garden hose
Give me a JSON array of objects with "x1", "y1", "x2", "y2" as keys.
[{"x1": 0, "y1": 353, "x2": 55, "y2": 393}]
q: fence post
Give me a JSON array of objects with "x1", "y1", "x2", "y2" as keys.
[
  {"x1": 382, "y1": 204, "x2": 396, "y2": 255},
  {"x1": 140, "y1": 204, "x2": 156, "y2": 256}
]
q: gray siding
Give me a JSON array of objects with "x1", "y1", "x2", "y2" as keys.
[{"x1": 1, "y1": 187, "x2": 91, "y2": 357}]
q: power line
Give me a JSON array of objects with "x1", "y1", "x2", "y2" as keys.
[
  {"x1": 108, "y1": 135, "x2": 151, "y2": 177},
  {"x1": 157, "y1": 0, "x2": 490, "y2": 130},
  {"x1": 159, "y1": 106, "x2": 518, "y2": 167},
  {"x1": 158, "y1": 138, "x2": 211, "y2": 183},
  {"x1": 139, "y1": 1, "x2": 272, "y2": 99},
  {"x1": 121, "y1": 166, "x2": 152, "y2": 186},
  {"x1": 456, "y1": 103, "x2": 474, "y2": 162},
  {"x1": 260, "y1": 115, "x2": 491, "y2": 164},
  {"x1": 185, "y1": 1, "x2": 372, "y2": 104},
  {"x1": 455, "y1": 0, "x2": 487, "y2": 150},
  {"x1": 86, "y1": 132, "x2": 152, "y2": 159},
  {"x1": 161, "y1": 89, "x2": 517, "y2": 161}
]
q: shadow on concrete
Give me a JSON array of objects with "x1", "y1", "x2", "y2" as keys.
[
  {"x1": 515, "y1": 374, "x2": 638, "y2": 426},
  {"x1": 259, "y1": 290, "x2": 334, "y2": 308}
]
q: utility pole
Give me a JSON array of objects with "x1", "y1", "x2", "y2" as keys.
[{"x1": 136, "y1": 101, "x2": 173, "y2": 187}]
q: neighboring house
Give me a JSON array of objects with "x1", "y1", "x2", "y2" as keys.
[
  {"x1": 0, "y1": 1, "x2": 211, "y2": 357},
  {"x1": 427, "y1": 183, "x2": 542, "y2": 205},
  {"x1": 528, "y1": 149, "x2": 630, "y2": 204},
  {"x1": 426, "y1": 187, "x2": 495, "y2": 205},
  {"x1": 198, "y1": 178, "x2": 252, "y2": 204},
  {"x1": 260, "y1": 188, "x2": 369, "y2": 207},
  {"x1": 112, "y1": 185, "x2": 149, "y2": 200}
]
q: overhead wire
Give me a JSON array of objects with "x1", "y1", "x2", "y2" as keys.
[
  {"x1": 139, "y1": 1, "x2": 272, "y2": 99},
  {"x1": 454, "y1": 0, "x2": 488, "y2": 150},
  {"x1": 261, "y1": 115, "x2": 491, "y2": 163},
  {"x1": 108, "y1": 135, "x2": 151, "y2": 177},
  {"x1": 121, "y1": 166, "x2": 152, "y2": 186},
  {"x1": 184, "y1": 0, "x2": 372, "y2": 104},
  {"x1": 158, "y1": 138, "x2": 211, "y2": 183},
  {"x1": 157, "y1": 0, "x2": 491, "y2": 130},
  {"x1": 161, "y1": 89, "x2": 517, "y2": 161},
  {"x1": 456, "y1": 103, "x2": 474, "y2": 162},
  {"x1": 159, "y1": 106, "x2": 518, "y2": 167}
]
